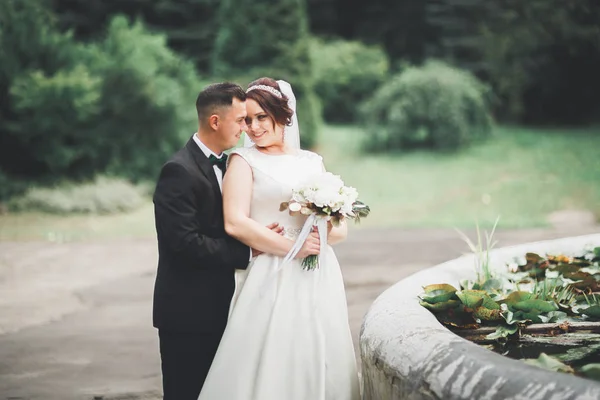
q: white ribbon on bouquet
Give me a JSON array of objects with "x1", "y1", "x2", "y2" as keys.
[
  {"x1": 260, "y1": 214, "x2": 327, "y2": 301},
  {"x1": 277, "y1": 214, "x2": 328, "y2": 271}
]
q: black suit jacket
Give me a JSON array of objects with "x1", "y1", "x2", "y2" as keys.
[{"x1": 152, "y1": 138, "x2": 250, "y2": 333}]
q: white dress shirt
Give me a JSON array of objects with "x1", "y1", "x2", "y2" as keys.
[{"x1": 192, "y1": 133, "x2": 225, "y2": 191}]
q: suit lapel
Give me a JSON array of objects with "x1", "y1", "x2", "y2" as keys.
[{"x1": 185, "y1": 138, "x2": 222, "y2": 200}]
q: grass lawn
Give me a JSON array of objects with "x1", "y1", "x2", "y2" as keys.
[
  {"x1": 318, "y1": 125, "x2": 600, "y2": 229},
  {"x1": 1, "y1": 124, "x2": 599, "y2": 241}
]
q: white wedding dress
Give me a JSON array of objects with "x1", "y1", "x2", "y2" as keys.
[{"x1": 198, "y1": 146, "x2": 360, "y2": 400}]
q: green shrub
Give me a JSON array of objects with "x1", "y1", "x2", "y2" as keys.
[
  {"x1": 9, "y1": 65, "x2": 103, "y2": 177},
  {"x1": 0, "y1": 169, "x2": 28, "y2": 202},
  {"x1": 361, "y1": 61, "x2": 493, "y2": 151},
  {"x1": 311, "y1": 38, "x2": 389, "y2": 122},
  {"x1": 1, "y1": 7, "x2": 203, "y2": 188},
  {"x1": 87, "y1": 16, "x2": 201, "y2": 180},
  {"x1": 8, "y1": 176, "x2": 148, "y2": 214}
]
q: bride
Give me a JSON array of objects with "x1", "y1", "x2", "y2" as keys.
[{"x1": 198, "y1": 78, "x2": 360, "y2": 400}]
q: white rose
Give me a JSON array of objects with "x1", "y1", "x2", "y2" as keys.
[{"x1": 312, "y1": 190, "x2": 331, "y2": 208}]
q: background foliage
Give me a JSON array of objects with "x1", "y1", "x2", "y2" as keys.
[
  {"x1": 211, "y1": 0, "x2": 321, "y2": 149},
  {"x1": 0, "y1": 0, "x2": 599, "y2": 227},
  {"x1": 310, "y1": 38, "x2": 389, "y2": 123},
  {"x1": 361, "y1": 61, "x2": 493, "y2": 151},
  {"x1": 0, "y1": 1, "x2": 201, "y2": 200}
]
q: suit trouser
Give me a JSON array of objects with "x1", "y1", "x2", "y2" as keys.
[{"x1": 158, "y1": 330, "x2": 223, "y2": 400}]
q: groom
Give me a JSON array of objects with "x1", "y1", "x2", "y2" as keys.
[{"x1": 153, "y1": 83, "x2": 281, "y2": 399}]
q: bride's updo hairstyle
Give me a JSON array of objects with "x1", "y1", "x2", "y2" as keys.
[{"x1": 246, "y1": 77, "x2": 294, "y2": 127}]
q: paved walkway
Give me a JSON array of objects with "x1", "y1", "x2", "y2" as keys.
[{"x1": 0, "y1": 226, "x2": 598, "y2": 399}]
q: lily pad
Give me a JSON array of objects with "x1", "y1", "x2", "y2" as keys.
[
  {"x1": 581, "y1": 305, "x2": 600, "y2": 319},
  {"x1": 525, "y1": 353, "x2": 575, "y2": 374},
  {"x1": 420, "y1": 284, "x2": 458, "y2": 304},
  {"x1": 538, "y1": 311, "x2": 568, "y2": 323},
  {"x1": 486, "y1": 324, "x2": 519, "y2": 340},
  {"x1": 474, "y1": 305, "x2": 503, "y2": 321},
  {"x1": 564, "y1": 271, "x2": 592, "y2": 281},
  {"x1": 513, "y1": 299, "x2": 558, "y2": 313},
  {"x1": 456, "y1": 290, "x2": 484, "y2": 309},
  {"x1": 580, "y1": 363, "x2": 600, "y2": 381},
  {"x1": 525, "y1": 253, "x2": 543, "y2": 264},
  {"x1": 571, "y1": 276, "x2": 600, "y2": 292},
  {"x1": 456, "y1": 290, "x2": 501, "y2": 320},
  {"x1": 481, "y1": 278, "x2": 503, "y2": 291},
  {"x1": 503, "y1": 291, "x2": 535, "y2": 306},
  {"x1": 502, "y1": 308, "x2": 534, "y2": 325},
  {"x1": 555, "y1": 263, "x2": 580, "y2": 275},
  {"x1": 419, "y1": 299, "x2": 461, "y2": 312}
]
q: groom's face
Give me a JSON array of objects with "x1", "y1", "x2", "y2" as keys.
[{"x1": 216, "y1": 98, "x2": 248, "y2": 150}]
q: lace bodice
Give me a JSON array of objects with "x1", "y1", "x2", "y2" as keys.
[{"x1": 229, "y1": 146, "x2": 323, "y2": 236}]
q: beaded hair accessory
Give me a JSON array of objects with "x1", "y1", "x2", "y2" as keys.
[{"x1": 246, "y1": 84, "x2": 283, "y2": 98}]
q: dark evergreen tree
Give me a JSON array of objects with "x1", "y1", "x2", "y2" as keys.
[
  {"x1": 47, "y1": 0, "x2": 220, "y2": 72},
  {"x1": 212, "y1": 0, "x2": 320, "y2": 148}
]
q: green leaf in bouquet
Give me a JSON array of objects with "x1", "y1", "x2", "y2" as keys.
[
  {"x1": 300, "y1": 206, "x2": 313, "y2": 216},
  {"x1": 485, "y1": 324, "x2": 519, "y2": 340},
  {"x1": 525, "y1": 353, "x2": 575, "y2": 374},
  {"x1": 580, "y1": 363, "x2": 600, "y2": 381},
  {"x1": 279, "y1": 202, "x2": 289, "y2": 212},
  {"x1": 351, "y1": 201, "x2": 370, "y2": 223}
]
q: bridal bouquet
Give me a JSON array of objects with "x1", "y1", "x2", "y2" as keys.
[{"x1": 280, "y1": 172, "x2": 370, "y2": 270}]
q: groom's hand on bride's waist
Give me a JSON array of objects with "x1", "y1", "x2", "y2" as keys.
[{"x1": 251, "y1": 222, "x2": 284, "y2": 257}]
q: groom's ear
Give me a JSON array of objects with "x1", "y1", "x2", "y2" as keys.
[{"x1": 208, "y1": 114, "x2": 220, "y2": 131}]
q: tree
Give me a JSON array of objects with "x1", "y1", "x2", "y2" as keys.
[
  {"x1": 478, "y1": 0, "x2": 600, "y2": 123},
  {"x1": 47, "y1": 0, "x2": 220, "y2": 72},
  {"x1": 0, "y1": 1, "x2": 203, "y2": 199},
  {"x1": 212, "y1": 0, "x2": 320, "y2": 148},
  {"x1": 307, "y1": 0, "x2": 433, "y2": 66}
]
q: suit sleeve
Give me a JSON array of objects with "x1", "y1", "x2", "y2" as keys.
[{"x1": 153, "y1": 161, "x2": 250, "y2": 270}]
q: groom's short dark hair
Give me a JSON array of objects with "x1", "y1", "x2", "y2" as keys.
[{"x1": 196, "y1": 82, "x2": 246, "y2": 121}]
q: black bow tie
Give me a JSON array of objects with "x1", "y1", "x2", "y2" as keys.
[{"x1": 208, "y1": 153, "x2": 228, "y2": 174}]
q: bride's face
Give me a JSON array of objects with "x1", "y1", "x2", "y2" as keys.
[{"x1": 245, "y1": 99, "x2": 284, "y2": 148}]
